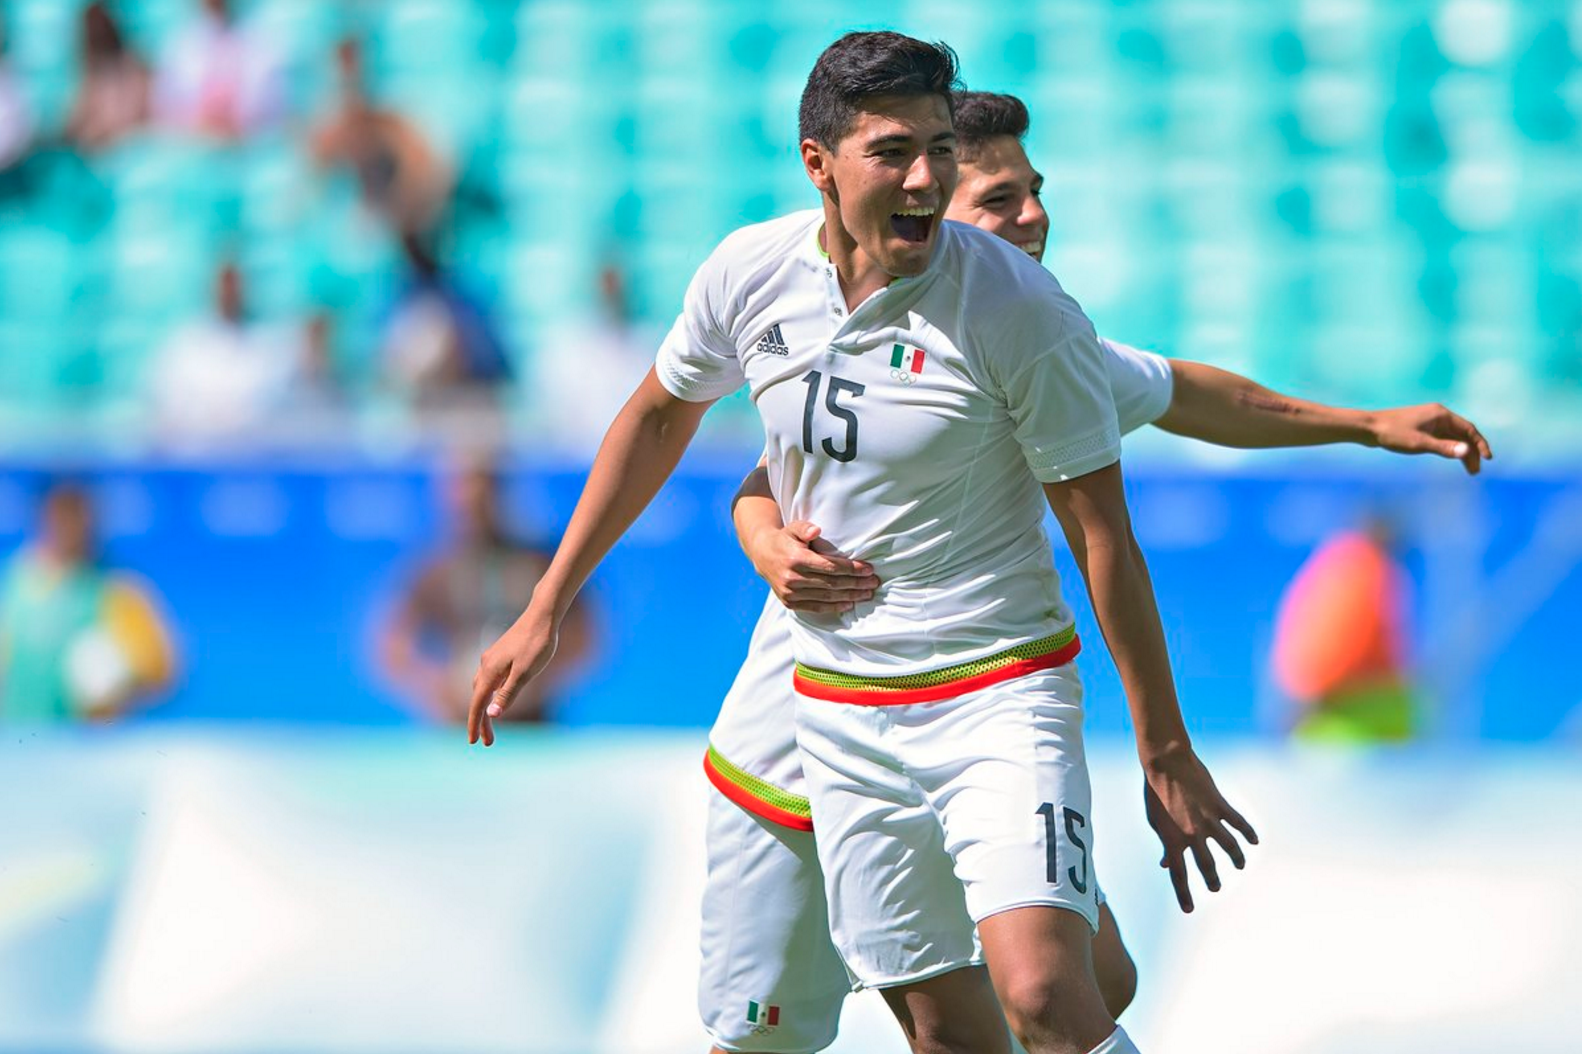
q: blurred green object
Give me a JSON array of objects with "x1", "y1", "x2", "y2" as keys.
[{"x1": 1294, "y1": 681, "x2": 1418, "y2": 744}]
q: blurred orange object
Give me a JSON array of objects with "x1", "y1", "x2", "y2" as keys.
[{"x1": 1272, "y1": 526, "x2": 1414, "y2": 741}]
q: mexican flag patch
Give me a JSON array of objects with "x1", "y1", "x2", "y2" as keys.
[{"x1": 891, "y1": 344, "x2": 925, "y2": 375}]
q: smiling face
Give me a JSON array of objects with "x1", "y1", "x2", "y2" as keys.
[
  {"x1": 802, "y1": 93, "x2": 958, "y2": 278},
  {"x1": 946, "y1": 134, "x2": 1049, "y2": 262}
]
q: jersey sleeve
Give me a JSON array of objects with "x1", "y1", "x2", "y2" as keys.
[
  {"x1": 1102, "y1": 339, "x2": 1174, "y2": 436},
  {"x1": 654, "y1": 245, "x2": 746, "y2": 402},
  {"x1": 987, "y1": 284, "x2": 1122, "y2": 484}
]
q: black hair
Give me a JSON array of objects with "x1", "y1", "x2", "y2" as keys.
[
  {"x1": 951, "y1": 91, "x2": 1030, "y2": 161},
  {"x1": 798, "y1": 32, "x2": 961, "y2": 148}
]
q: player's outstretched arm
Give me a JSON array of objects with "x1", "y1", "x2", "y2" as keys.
[
  {"x1": 1157, "y1": 359, "x2": 1493, "y2": 474},
  {"x1": 1045, "y1": 463, "x2": 1258, "y2": 912},
  {"x1": 731, "y1": 465, "x2": 878, "y2": 614},
  {"x1": 467, "y1": 368, "x2": 712, "y2": 745}
]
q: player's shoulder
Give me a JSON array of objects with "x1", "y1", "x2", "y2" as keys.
[
  {"x1": 938, "y1": 222, "x2": 1090, "y2": 344},
  {"x1": 684, "y1": 211, "x2": 821, "y2": 327},
  {"x1": 704, "y1": 210, "x2": 823, "y2": 278},
  {"x1": 940, "y1": 221, "x2": 1057, "y2": 284}
]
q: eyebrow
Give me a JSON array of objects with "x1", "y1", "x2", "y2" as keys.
[
  {"x1": 867, "y1": 131, "x2": 958, "y2": 149},
  {"x1": 974, "y1": 179, "x2": 1021, "y2": 199}
]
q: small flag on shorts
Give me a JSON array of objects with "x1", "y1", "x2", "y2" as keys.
[
  {"x1": 891, "y1": 344, "x2": 924, "y2": 374},
  {"x1": 747, "y1": 1001, "x2": 781, "y2": 1026}
]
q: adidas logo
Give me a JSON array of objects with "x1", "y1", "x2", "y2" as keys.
[{"x1": 755, "y1": 323, "x2": 790, "y2": 357}]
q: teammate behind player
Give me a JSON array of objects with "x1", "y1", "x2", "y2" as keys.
[{"x1": 944, "y1": 91, "x2": 1491, "y2": 468}]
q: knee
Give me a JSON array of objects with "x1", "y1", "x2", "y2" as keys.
[
  {"x1": 996, "y1": 973, "x2": 1069, "y2": 1043},
  {"x1": 996, "y1": 970, "x2": 1111, "y2": 1051},
  {"x1": 1096, "y1": 949, "x2": 1138, "y2": 1019}
]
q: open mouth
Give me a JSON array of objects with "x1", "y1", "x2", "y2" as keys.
[{"x1": 889, "y1": 206, "x2": 937, "y2": 245}]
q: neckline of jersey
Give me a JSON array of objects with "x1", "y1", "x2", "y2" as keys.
[{"x1": 810, "y1": 221, "x2": 942, "y2": 292}]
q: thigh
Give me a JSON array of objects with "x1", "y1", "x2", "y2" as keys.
[
  {"x1": 699, "y1": 792, "x2": 850, "y2": 1053},
  {"x1": 794, "y1": 697, "x2": 981, "y2": 990},
  {"x1": 908, "y1": 666, "x2": 1100, "y2": 932}
]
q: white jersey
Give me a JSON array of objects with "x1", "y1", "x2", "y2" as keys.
[
  {"x1": 659, "y1": 210, "x2": 1123, "y2": 679},
  {"x1": 704, "y1": 344, "x2": 1172, "y2": 823}
]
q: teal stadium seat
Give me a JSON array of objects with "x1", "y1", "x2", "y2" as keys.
[{"x1": 0, "y1": 0, "x2": 1579, "y2": 439}]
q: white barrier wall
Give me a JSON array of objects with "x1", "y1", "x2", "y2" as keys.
[{"x1": 2, "y1": 728, "x2": 1579, "y2": 1054}]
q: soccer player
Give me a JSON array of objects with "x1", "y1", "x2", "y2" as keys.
[
  {"x1": 702, "y1": 89, "x2": 1490, "y2": 1054},
  {"x1": 468, "y1": 34, "x2": 1458, "y2": 1054}
]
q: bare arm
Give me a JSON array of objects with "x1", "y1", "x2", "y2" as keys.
[
  {"x1": 467, "y1": 368, "x2": 711, "y2": 744},
  {"x1": 1157, "y1": 360, "x2": 1493, "y2": 473},
  {"x1": 1044, "y1": 462, "x2": 1257, "y2": 911},
  {"x1": 731, "y1": 465, "x2": 877, "y2": 614}
]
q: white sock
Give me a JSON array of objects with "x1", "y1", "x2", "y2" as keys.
[{"x1": 1088, "y1": 1025, "x2": 1140, "y2": 1054}]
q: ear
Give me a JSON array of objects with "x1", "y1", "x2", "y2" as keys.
[{"x1": 802, "y1": 138, "x2": 835, "y2": 194}]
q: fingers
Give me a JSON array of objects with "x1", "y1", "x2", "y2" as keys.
[
  {"x1": 1189, "y1": 841, "x2": 1222, "y2": 893},
  {"x1": 784, "y1": 600, "x2": 860, "y2": 615},
  {"x1": 488, "y1": 673, "x2": 521, "y2": 720},
  {"x1": 468, "y1": 660, "x2": 520, "y2": 747},
  {"x1": 791, "y1": 553, "x2": 876, "y2": 580},
  {"x1": 783, "y1": 572, "x2": 879, "y2": 596},
  {"x1": 1224, "y1": 808, "x2": 1258, "y2": 846},
  {"x1": 1444, "y1": 408, "x2": 1492, "y2": 467},
  {"x1": 1208, "y1": 821, "x2": 1247, "y2": 870},
  {"x1": 466, "y1": 665, "x2": 497, "y2": 746},
  {"x1": 784, "y1": 589, "x2": 878, "y2": 610},
  {"x1": 1162, "y1": 848, "x2": 1194, "y2": 913},
  {"x1": 789, "y1": 521, "x2": 822, "y2": 544},
  {"x1": 1419, "y1": 405, "x2": 1489, "y2": 474},
  {"x1": 800, "y1": 546, "x2": 874, "y2": 581}
]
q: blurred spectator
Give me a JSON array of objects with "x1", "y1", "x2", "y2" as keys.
[
  {"x1": 65, "y1": 2, "x2": 151, "y2": 154},
  {"x1": 379, "y1": 458, "x2": 593, "y2": 724},
  {"x1": 154, "y1": 0, "x2": 286, "y2": 140},
  {"x1": 0, "y1": 15, "x2": 34, "y2": 184},
  {"x1": 296, "y1": 311, "x2": 348, "y2": 413},
  {"x1": 0, "y1": 482, "x2": 176, "y2": 723},
  {"x1": 533, "y1": 262, "x2": 657, "y2": 452},
  {"x1": 1271, "y1": 519, "x2": 1417, "y2": 742},
  {"x1": 310, "y1": 35, "x2": 450, "y2": 235},
  {"x1": 147, "y1": 259, "x2": 321, "y2": 439},
  {"x1": 378, "y1": 233, "x2": 510, "y2": 406}
]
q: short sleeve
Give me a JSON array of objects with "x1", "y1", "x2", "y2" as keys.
[
  {"x1": 988, "y1": 296, "x2": 1122, "y2": 484},
  {"x1": 1102, "y1": 339, "x2": 1174, "y2": 435},
  {"x1": 654, "y1": 248, "x2": 746, "y2": 403}
]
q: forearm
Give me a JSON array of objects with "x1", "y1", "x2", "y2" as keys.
[
  {"x1": 1047, "y1": 469, "x2": 1191, "y2": 761},
  {"x1": 731, "y1": 463, "x2": 783, "y2": 566},
  {"x1": 1075, "y1": 532, "x2": 1192, "y2": 759},
  {"x1": 1157, "y1": 360, "x2": 1377, "y2": 449},
  {"x1": 533, "y1": 371, "x2": 709, "y2": 619}
]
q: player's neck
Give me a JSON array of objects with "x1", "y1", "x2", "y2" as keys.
[{"x1": 818, "y1": 211, "x2": 892, "y2": 313}]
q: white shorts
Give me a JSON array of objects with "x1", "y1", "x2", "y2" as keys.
[
  {"x1": 795, "y1": 664, "x2": 1099, "y2": 988},
  {"x1": 698, "y1": 790, "x2": 851, "y2": 1053}
]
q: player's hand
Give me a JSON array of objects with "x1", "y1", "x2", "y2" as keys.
[
  {"x1": 744, "y1": 520, "x2": 879, "y2": 614},
  {"x1": 1369, "y1": 403, "x2": 1493, "y2": 475},
  {"x1": 1142, "y1": 748, "x2": 1258, "y2": 913},
  {"x1": 467, "y1": 605, "x2": 558, "y2": 746}
]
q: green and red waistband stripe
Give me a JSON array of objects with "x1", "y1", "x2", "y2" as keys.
[
  {"x1": 703, "y1": 743, "x2": 814, "y2": 831},
  {"x1": 793, "y1": 627, "x2": 1081, "y2": 705}
]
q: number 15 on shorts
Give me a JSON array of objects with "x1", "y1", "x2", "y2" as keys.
[{"x1": 1037, "y1": 802, "x2": 1089, "y2": 894}]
